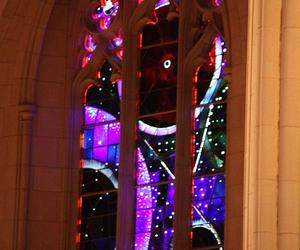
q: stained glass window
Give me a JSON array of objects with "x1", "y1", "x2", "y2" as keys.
[
  {"x1": 78, "y1": 1, "x2": 120, "y2": 249},
  {"x1": 79, "y1": 61, "x2": 121, "y2": 250},
  {"x1": 134, "y1": 1, "x2": 178, "y2": 249},
  {"x1": 78, "y1": 0, "x2": 227, "y2": 249},
  {"x1": 191, "y1": 36, "x2": 227, "y2": 249}
]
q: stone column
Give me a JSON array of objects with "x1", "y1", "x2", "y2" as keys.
[
  {"x1": 278, "y1": 0, "x2": 300, "y2": 248},
  {"x1": 116, "y1": 1, "x2": 138, "y2": 249},
  {"x1": 244, "y1": 0, "x2": 281, "y2": 249},
  {"x1": 173, "y1": 0, "x2": 198, "y2": 248},
  {"x1": 13, "y1": 104, "x2": 35, "y2": 250}
]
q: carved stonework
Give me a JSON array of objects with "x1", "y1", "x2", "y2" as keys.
[
  {"x1": 183, "y1": 0, "x2": 225, "y2": 78},
  {"x1": 74, "y1": 0, "x2": 123, "y2": 89}
]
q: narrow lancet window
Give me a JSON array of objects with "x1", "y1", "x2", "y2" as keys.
[
  {"x1": 79, "y1": 61, "x2": 121, "y2": 250},
  {"x1": 78, "y1": 1, "x2": 120, "y2": 248},
  {"x1": 134, "y1": 1, "x2": 179, "y2": 249},
  {"x1": 192, "y1": 36, "x2": 227, "y2": 249}
]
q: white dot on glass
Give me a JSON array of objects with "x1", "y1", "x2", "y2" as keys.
[{"x1": 163, "y1": 59, "x2": 172, "y2": 69}]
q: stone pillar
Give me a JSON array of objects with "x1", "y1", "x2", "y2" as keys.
[
  {"x1": 116, "y1": 1, "x2": 138, "y2": 249},
  {"x1": 278, "y1": 0, "x2": 300, "y2": 248},
  {"x1": 244, "y1": 0, "x2": 281, "y2": 249},
  {"x1": 174, "y1": 1, "x2": 199, "y2": 248}
]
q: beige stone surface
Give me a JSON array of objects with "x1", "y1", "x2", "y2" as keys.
[{"x1": 278, "y1": 1, "x2": 300, "y2": 248}]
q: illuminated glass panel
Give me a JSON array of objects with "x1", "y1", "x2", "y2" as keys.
[
  {"x1": 135, "y1": 1, "x2": 178, "y2": 249},
  {"x1": 82, "y1": 34, "x2": 97, "y2": 68},
  {"x1": 140, "y1": 43, "x2": 177, "y2": 117},
  {"x1": 193, "y1": 102, "x2": 227, "y2": 177},
  {"x1": 82, "y1": 0, "x2": 120, "y2": 68},
  {"x1": 90, "y1": 0, "x2": 119, "y2": 32},
  {"x1": 212, "y1": 0, "x2": 222, "y2": 7},
  {"x1": 135, "y1": 182, "x2": 175, "y2": 249},
  {"x1": 79, "y1": 61, "x2": 121, "y2": 250},
  {"x1": 192, "y1": 37, "x2": 227, "y2": 249},
  {"x1": 192, "y1": 175, "x2": 225, "y2": 248}
]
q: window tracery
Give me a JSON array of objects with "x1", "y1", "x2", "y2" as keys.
[{"x1": 76, "y1": 0, "x2": 227, "y2": 249}]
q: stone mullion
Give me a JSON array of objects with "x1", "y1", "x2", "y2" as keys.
[
  {"x1": 173, "y1": 0, "x2": 196, "y2": 249},
  {"x1": 116, "y1": 1, "x2": 139, "y2": 249}
]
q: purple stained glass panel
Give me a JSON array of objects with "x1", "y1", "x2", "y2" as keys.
[
  {"x1": 135, "y1": 182, "x2": 175, "y2": 250},
  {"x1": 84, "y1": 107, "x2": 117, "y2": 125},
  {"x1": 192, "y1": 176, "x2": 225, "y2": 247},
  {"x1": 80, "y1": 60, "x2": 120, "y2": 250},
  {"x1": 93, "y1": 124, "x2": 109, "y2": 146},
  {"x1": 193, "y1": 175, "x2": 225, "y2": 221}
]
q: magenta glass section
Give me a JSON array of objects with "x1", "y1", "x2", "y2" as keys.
[
  {"x1": 91, "y1": 0, "x2": 119, "y2": 31},
  {"x1": 135, "y1": 182, "x2": 175, "y2": 249},
  {"x1": 212, "y1": 0, "x2": 221, "y2": 7},
  {"x1": 82, "y1": 1, "x2": 120, "y2": 68},
  {"x1": 84, "y1": 107, "x2": 117, "y2": 125}
]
